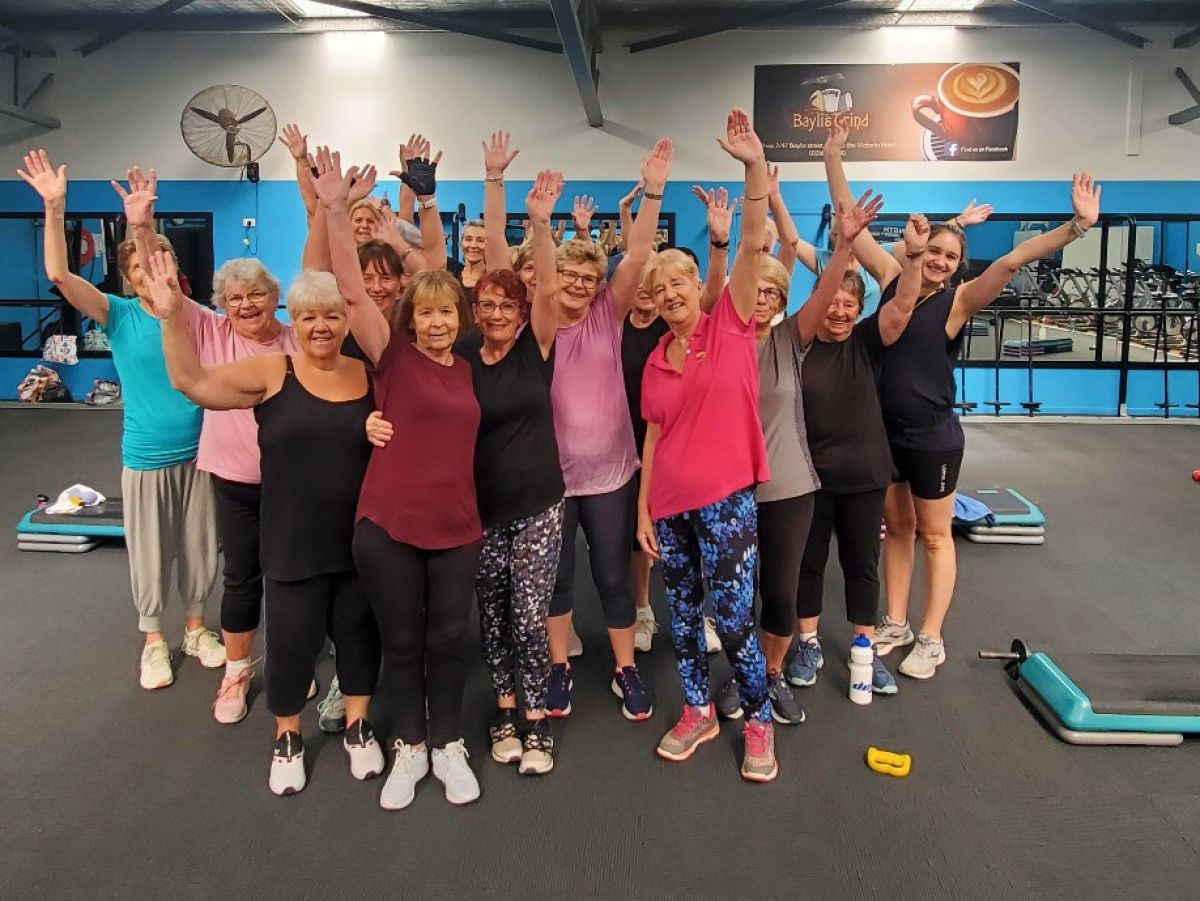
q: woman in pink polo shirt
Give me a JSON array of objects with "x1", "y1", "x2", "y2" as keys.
[{"x1": 636, "y1": 108, "x2": 777, "y2": 783}]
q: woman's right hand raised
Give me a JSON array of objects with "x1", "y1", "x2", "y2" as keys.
[
  {"x1": 716, "y1": 108, "x2": 764, "y2": 167},
  {"x1": 365, "y1": 411, "x2": 394, "y2": 448},
  {"x1": 16, "y1": 149, "x2": 67, "y2": 207},
  {"x1": 836, "y1": 189, "x2": 884, "y2": 245},
  {"x1": 524, "y1": 170, "x2": 564, "y2": 227},
  {"x1": 146, "y1": 250, "x2": 183, "y2": 320},
  {"x1": 312, "y1": 146, "x2": 357, "y2": 208},
  {"x1": 482, "y1": 130, "x2": 519, "y2": 179}
]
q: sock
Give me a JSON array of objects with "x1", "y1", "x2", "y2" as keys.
[
  {"x1": 225, "y1": 657, "x2": 252, "y2": 679},
  {"x1": 798, "y1": 631, "x2": 819, "y2": 644}
]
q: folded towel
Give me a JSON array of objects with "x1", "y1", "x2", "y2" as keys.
[{"x1": 45, "y1": 484, "x2": 107, "y2": 515}]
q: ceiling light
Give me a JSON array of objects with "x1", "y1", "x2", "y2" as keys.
[
  {"x1": 900, "y1": 0, "x2": 984, "y2": 11},
  {"x1": 291, "y1": 0, "x2": 369, "y2": 17}
]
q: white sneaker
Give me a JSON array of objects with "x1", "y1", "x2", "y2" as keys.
[
  {"x1": 568, "y1": 623, "x2": 584, "y2": 658},
  {"x1": 874, "y1": 615, "x2": 915, "y2": 656},
  {"x1": 634, "y1": 610, "x2": 657, "y2": 653},
  {"x1": 898, "y1": 634, "x2": 947, "y2": 679},
  {"x1": 269, "y1": 731, "x2": 306, "y2": 796},
  {"x1": 432, "y1": 739, "x2": 481, "y2": 805},
  {"x1": 182, "y1": 627, "x2": 226, "y2": 668},
  {"x1": 139, "y1": 639, "x2": 174, "y2": 690},
  {"x1": 380, "y1": 740, "x2": 428, "y2": 810},
  {"x1": 704, "y1": 617, "x2": 722, "y2": 654},
  {"x1": 344, "y1": 720, "x2": 385, "y2": 781}
]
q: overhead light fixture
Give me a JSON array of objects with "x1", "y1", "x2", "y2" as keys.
[
  {"x1": 291, "y1": 0, "x2": 369, "y2": 17},
  {"x1": 899, "y1": 0, "x2": 984, "y2": 11}
]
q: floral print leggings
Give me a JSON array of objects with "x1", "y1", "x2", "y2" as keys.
[
  {"x1": 476, "y1": 501, "x2": 564, "y2": 713},
  {"x1": 654, "y1": 486, "x2": 772, "y2": 723}
]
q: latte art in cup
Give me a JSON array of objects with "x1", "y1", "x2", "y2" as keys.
[{"x1": 943, "y1": 64, "x2": 1019, "y2": 116}]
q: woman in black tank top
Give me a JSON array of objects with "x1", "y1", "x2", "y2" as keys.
[
  {"x1": 155, "y1": 261, "x2": 383, "y2": 798},
  {"x1": 825, "y1": 119, "x2": 1102, "y2": 680}
]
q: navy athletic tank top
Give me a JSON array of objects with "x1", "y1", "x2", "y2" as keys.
[{"x1": 255, "y1": 356, "x2": 374, "y2": 581}]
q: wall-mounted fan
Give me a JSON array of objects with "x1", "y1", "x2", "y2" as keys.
[{"x1": 180, "y1": 85, "x2": 276, "y2": 170}]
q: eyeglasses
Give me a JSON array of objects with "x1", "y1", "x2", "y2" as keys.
[
  {"x1": 559, "y1": 269, "x2": 601, "y2": 290},
  {"x1": 226, "y1": 289, "x2": 269, "y2": 307},
  {"x1": 476, "y1": 299, "x2": 521, "y2": 315},
  {"x1": 757, "y1": 287, "x2": 784, "y2": 303}
]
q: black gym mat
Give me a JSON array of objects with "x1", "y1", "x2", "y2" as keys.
[
  {"x1": 1053, "y1": 653, "x2": 1200, "y2": 717},
  {"x1": 960, "y1": 486, "x2": 1031, "y2": 516},
  {"x1": 29, "y1": 497, "x2": 124, "y2": 526}
]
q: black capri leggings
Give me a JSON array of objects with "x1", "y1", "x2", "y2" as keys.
[
  {"x1": 550, "y1": 476, "x2": 637, "y2": 629},
  {"x1": 353, "y1": 518, "x2": 482, "y2": 749},
  {"x1": 264, "y1": 572, "x2": 380, "y2": 717},
  {"x1": 757, "y1": 493, "x2": 815, "y2": 638},
  {"x1": 212, "y1": 475, "x2": 263, "y2": 635},
  {"x1": 796, "y1": 487, "x2": 887, "y2": 627}
]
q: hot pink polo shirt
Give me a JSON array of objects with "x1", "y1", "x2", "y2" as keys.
[
  {"x1": 188, "y1": 304, "x2": 298, "y2": 484},
  {"x1": 641, "y1": 286, "x2": 770, "y2": 520}
]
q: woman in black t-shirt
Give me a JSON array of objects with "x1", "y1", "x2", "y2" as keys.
[{"x1": 826, "y1": 117, "x2": 1102, "y2": 679}]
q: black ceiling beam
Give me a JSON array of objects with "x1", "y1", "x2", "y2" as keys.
[
  {"x1": 549, "y1": 0, "x2": 602, "y2": 127},
  {"x1": 1174, "y1": 26, "x2": 1200, "y2": 49},
  {"x1": 77, "y1": 0, "x2": 201, "y2": 57},
  {"x1": 0, "y1": 98, "x2": 60, "y2": 129},
  {"x1": 0, "y1": 24, "x2": 56, "y2": 58},
  {"x1": 1009, "y1": 0, "x2": 1148, "y2": 49},
  {"x1": 628, "y1": 0, "x2": 853, "y2": 53},
  {"x1": 309, "y1": 0, "x2": 562, "y2": 53}
]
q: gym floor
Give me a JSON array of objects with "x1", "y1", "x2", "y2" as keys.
[{"x1": 2, "y1": 409, "x2": 1198, "y2": 901}]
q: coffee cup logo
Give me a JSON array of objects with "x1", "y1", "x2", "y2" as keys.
[
  {"x1": 810, "y1": 87, "x2": 853, "y2": 113},
  {"x1": 912, "y1": 62, "x2": 1019, "y2": 155}
]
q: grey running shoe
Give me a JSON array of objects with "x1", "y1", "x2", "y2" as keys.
[
  {"x1": 768, "y1": 672, "x2": 806, "y2": 725},
  {"x1": 873, "y1": 615, "x2": 915, "y2": 656},
  {"x1": 898, "y1": 633, "x2": 946, "y2": 680},
  {"x1": 741, "y1": 719, "x2": 778, "y2": 782},
  {"x1": 317, "y1": 677, "x2": 346, "y2": 734},
  {"x1": 656, "y1": 704, "x2": 720, "y2": 762},
  {"x1": 713, "y1": 678, "x2": 744, "y2": 720}
]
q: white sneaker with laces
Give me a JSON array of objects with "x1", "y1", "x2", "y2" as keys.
[
  {"x1": 898, "y1": 633, "x2": 947, "y2": 679},
  {"x1": 380, "y1": 740, "x2": 428, "y2": 810},
  {"x1": 568, "y1": 623, "x2": 584, "y2": 658},
  {"x1": 344, "y1": 720, "x2": 386, "y2": 781},
  {"x1": 269, "y1": 731, "x2": 306, "y2": 796},
  {"x1": 182, "y1": 627, "x2": 226, "y2": 668},
  {"x1": 704, "y1": 617, "x2": 722, "y2": 654},
  {"x1": 139, "y1": 639, "x2": 174, "y2": 690},
  {"x1": 432, "y1": 739, "x2": 481, "y2": 805},
  {"x1": 634, "y1": 610, "x2": 657, "y2": 653}
]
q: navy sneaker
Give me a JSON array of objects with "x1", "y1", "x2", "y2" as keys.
[
  {"x1": 786, "y1": 637, "x2": 824, "y2": 688},
  {"x1": 872, "y1": 650, "x2": 899, "y2": 695},
  {"x1": 611, "y1": 665, "x2": 653, "y2": 720},
  {"x1": 768, "y1": 672, "x2": 806, "y2": 725},
  {"x1": 546, "y1": 663, "x2": 572, "y2": 718},
  {"x1": 713, "y1": 677, "x2": 744, "y2": 720}
]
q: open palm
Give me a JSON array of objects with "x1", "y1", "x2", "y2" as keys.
[
  {"x1": 525, "y1": 170, "x2": 564, "y2": 225},
  {"x1": 1071, "y1": 172, "x2": 1101, "y2": 228},
  {"x1": 483, "y1": 131, "x2": 519, "y2": 176},
  {"x1": 717, "y1": 108, "x2": 764, "y2": 164},
  {"x1": 640, "y1": 139, "x2": 674, "y2": 188},
  {"x1": 17, "y1": 149, "x2": 67, "y2": 205}
]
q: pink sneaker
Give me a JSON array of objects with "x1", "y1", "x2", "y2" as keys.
[
  {"x1": 213, "y1": 667, "x2": 253, "y2": 725},
  {"x1": 656, "y1": 703, "x2": 719, "y2": 762},
  {"x1": 741, "y1": 719, "x2": 778, "y2": 782}
]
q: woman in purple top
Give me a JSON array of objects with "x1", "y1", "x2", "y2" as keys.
[{"x1": 535, "y1": 138, "x2": 676, "y2": 722}]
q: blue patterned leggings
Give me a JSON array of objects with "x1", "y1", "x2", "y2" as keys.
[{"x1": 654, "y1": 486, "x2": 771, "y2": 723}]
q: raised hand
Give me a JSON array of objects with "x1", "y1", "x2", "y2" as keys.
[
  {"x1": 400, "y1": 135, "x2": 441, "y2": 198},
  {"x1": 110, "y1": 165, "x2": 158, "y2": 228},
  {"x1": 16, "y1": 149, "x2": 68, "y2": 206},
  {"x1": 279, "y1": 123, "x2": 308, "y2": 161},
  {"x1": 836, "y1": 189, "x2": 884, "y2": 245},
  {"x1": 767, "y1": 164, "x2": 782, "y2": 196},
  {"x1": 572, "y1": 195, "x2": 596, "y2": 233},
  {"x1": 1071, "y1": 172, "x2": 1101, "y2": 229},
  {"x1": 824, "y1": 114, "x2": 850, "y2": 156},
  {"x1": 347, "y1": 164, "x2": 378, "y2": 205},
  {"x1": 619, "y1": 179, "x2": 644, "y2": 210},
  {"x1": 312, "y1": 146, "x2": 355, "y2": 207},
  {"x1": 716, "y1": 107, "x2": 764, "y2": 166},
  {"x1": 640, "y1": 138, "x2": 674, "y2": 191},
  {"x1": 365, "y1": 411, "x2": 394, "y2": 448},
  {"x1": 709, "y1": 186, "x2": 735, "y2": 243},
  {"x1": 957, "y1": 199, "x2": 993, "y2": 227},
  {"x1": 482, "y1": 130, "x2": 519, "y2": 178},
  {"x1": 525, "y1": 170, "x2": 564, "y2": 226},
  {"x1": 904, "y1": 212, "x2": 931, "y2": 255},
  {"x1": 145, "y1": 249, "x2": 182, "y2": 319}
]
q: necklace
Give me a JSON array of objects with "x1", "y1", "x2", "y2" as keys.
[{"x1": 914, "y1": 287, "x2": 942, "y2": 310}]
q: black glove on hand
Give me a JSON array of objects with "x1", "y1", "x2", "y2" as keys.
[{"x1": 400, "y1": 157, "x2": 437, "y2": 197}]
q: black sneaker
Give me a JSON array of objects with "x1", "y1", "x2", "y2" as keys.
[
  {"x1": 546, "y1": 663, "x2": 572, "y2": 717},
  {"x1": 768, "y1": 671, "x2": 806, "y2": 725},
  {"x1": 611, "y1": 665, "x2": 653, "y2": 720},
  {"x1": 489, "y1": 708, "x2": 522, "y2": 765},
  {"x1": 714, "y1": 678, "x2": 744, "y2": 720},
  {"x1": 518, "y1": 718, "x2": 555, "y2": 775}
]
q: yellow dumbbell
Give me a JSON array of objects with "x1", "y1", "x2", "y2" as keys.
[{"x1": 865, "y1": 746, "x2": 911, "y2": 777}]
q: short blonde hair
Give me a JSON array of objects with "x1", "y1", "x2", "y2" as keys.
[
  {"x1": 212, "y1": 258, "x2": 282, "y2": 311},
  {"x1": 349, "y1": 199, "x2": 386, "y2": 227},
  {"x1": 758, "y1": 255, "x2": 791, "y2": 311},
  {"x1": 286, "y1": 271, "x2": 345, "y2": 321},
  {"x1": 391, "y1": 269, "x2": 470, "y2": 336},
  {"x1": 640, "y1": 248, "x2": 700, "y2": 292},
  {"x1": 555, "y1": 238, "x2": 607, "y2": 274}
]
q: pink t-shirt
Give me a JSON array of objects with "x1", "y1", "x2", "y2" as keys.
[
  {"x1": 641, "y1": 286, "x2": 770, "y2": 520},
  {"x1": 188, "y1": 304, "x2": 298, "y2": 484},
  {"x1": 551, "y1": 286, "x2": 640, "y2": 497}
]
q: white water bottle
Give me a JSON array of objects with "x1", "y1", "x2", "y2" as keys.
[{"x1": 849, "y1": 634, "x2": 874, "y2": 706}]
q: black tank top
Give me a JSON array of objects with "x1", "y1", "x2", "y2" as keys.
[
  {"x1": 255, "y1": 356, "x2": 374, "y2": 581},
  {"x1": 876, "y1": 278, "x2": 965, "y2": 452}
]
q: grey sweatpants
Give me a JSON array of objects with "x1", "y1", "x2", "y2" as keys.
[{"x1": 122, "y1": 462, "x2": 219, "y2": 633}]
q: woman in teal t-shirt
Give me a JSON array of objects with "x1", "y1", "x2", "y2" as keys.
[{"x1": 20, "y1": 150, "x2": 223, "y2": 693}]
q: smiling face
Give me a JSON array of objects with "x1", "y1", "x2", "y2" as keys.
[
  {"x1": 818, "y1": 284, "x2": 863, "y2": 343},
  {"x1": 460, "y1": 223, "x2": 486, "y2": 265},
  {"x1": 474, "y1": 284, "x2": 523, "y2": 347},
  {"x1": 556, "y1": 261, "x2": 605, "y2": 316},
  {"x1": 362, "y1": 260, "x2": 401, "y2": 321},
  {"x1": 921, "y1": 229, "x2": 964, "y2": 291},
  {"x1": 647, "y1": 264, "x2": 702, "y2": 332},
  {"x1": 632, "y1": 283, "x2": 657, "y2": 317},
  {"x1": 222, "y1": 279, "x2": 278, "y2": 341},
  {"x1": 410, "y1": 293, "x2": 460, "y2": 354},
  {"x1": 351, "y1": 206, "x2": 381, "y2": 245},
  {"x1": 292, "y1": 306, "x2": 347, "y2": 360}
]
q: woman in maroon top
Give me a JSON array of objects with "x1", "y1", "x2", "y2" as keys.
[{"x1": 315, "y1": 147, "x2": 484, "y2": 812}]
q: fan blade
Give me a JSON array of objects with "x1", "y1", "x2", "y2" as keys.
[
  {"x1": 226, "y1": 132, "x2": 237, "y2": 163},
  {"x1": 188, "y1": 106, "x2": 224, "y2": 126},
  {"x1": 236, "y1": 106, "x2": 268, "y2": 126}
]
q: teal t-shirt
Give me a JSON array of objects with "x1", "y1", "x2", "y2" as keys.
[{"x1": 102, "y1": 294, "x2": 201, "y2": 470}]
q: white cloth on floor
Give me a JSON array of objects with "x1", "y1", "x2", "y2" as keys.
[{"x1": 45, "y1": 484, "x2": 107, "y2": 515}]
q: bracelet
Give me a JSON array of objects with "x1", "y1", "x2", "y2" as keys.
[
  {"x1": 484, "y1": 175, "x2": 504, "y2": 183},
  {"x1": 418, "y1": 197, "x2": 437, "y2": 210},
  {"x1": 710, "y1": 238, "x2": 730, "y2": 249},
  {"x1": 1070, "y1": 218, "x2": 1088, "y2": 239},
  {"x1": 745, "y1": 192, "x2": 768, "y2": 202},
  {"x1": 643, "y1": 191, "x2": 664, "y2": 200},
  {"x1": 905, "y1": 248, "x2": 927, "y2": 258}
]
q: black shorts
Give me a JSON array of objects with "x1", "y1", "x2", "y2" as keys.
[{"x1": 890, "y1": 446, "x2": 963, "y2": 500}]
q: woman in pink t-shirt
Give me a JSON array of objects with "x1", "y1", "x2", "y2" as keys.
[{"x1": 636, "y1": 109, "x2": 779, "y2": 783}]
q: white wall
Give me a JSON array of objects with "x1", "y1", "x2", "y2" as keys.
[{"x1": 1, "y1": 25, "x2": 1198, "y2": 182}]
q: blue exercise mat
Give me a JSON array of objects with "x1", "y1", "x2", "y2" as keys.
[
  {"x1": 17, "y1": 497, "x2": 125, "y2": 538},
  {"x1": 956, "y1": 487, "x2": 1045, "y2": 527}
]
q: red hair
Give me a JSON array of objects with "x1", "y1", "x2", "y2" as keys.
[{"x1": 473, "y1": 269, "x2": 528, "y2": 308}]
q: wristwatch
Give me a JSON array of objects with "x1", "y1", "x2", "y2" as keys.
[{"x1": 418, "y1": 197, "x2": 437, "y2": 210}]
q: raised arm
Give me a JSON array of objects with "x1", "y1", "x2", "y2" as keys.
[
  {"x1": 796, "y1": 190, "x2": 882, "y2": 345},
  {"x1": 111, "y1": 165, "x2": 161, "y2": 280},
  {"x1": 302, "y1": 201, "x2": 332, "y2": 271},
  {"x1": 398, "y1": 134, "x2": 447, "y2": 271},
  {"x1": 525, "y1": 170, "x2": 565, "y2": 357},
  {"x1": 151, "y1": 250, "x2": 276, "y2": 409},
  {"x1": 610, "y1": 140, "x2": 674, "y2": 315},
  {"x1": 572, "y1": 195, "x2": 596, "y2": 240},
  {"x1": 617, "y1": 180, "x2": 642, "y2": 252},
  {"x1": 314, "y1": 147, "x2": 391, "y2": 364},
  {"x1": 280, "y1": 124, "x2": 317, "y2": 219},
  {"x1": 889, "y1": 197, "x2": 994, "y2": 263},
  {"x1": 390, "y1": 135, "x2": 421, "y2": 225},
  {"x1": 482, "y1": 130, "x2": 518, "y2": 272},
  {"x1": 18, "y1": 150, "x2": 110, "y2": 325},
  {"x1": 880, "y1": 213, "x2": 931, "y2": 346},
  {"x1": 767, "y1": 165, "x2": 802, "y2": 275},
  {"x1": 717, "y1": 108, "x2": 768, "y2": 323},
  {"x1": 953, "y1": 173, "x2": 1100, "y2": 323},
  {"x1": 692, "y1": 185, "x2": 732, "y2": 313},
  {"x1": 824, "y1": 117, "x2": 901, "y2": 288}
]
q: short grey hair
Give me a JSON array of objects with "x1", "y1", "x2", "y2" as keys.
[
  {"x1": 286, "y1": 271, "x2": 346, "y2": 321},
  {"x1": 212, "y1": 258, "x2": 282, "y2": 311}
]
